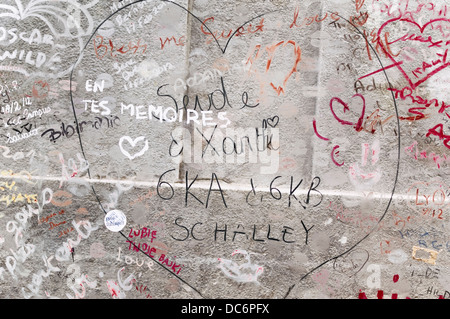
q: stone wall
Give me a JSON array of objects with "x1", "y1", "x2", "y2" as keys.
[{"x1": 0, "y1": 0, "x2": 449, "y2": 299}]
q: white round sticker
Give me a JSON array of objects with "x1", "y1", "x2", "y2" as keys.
[{"x1": 104, "y1": 210, "x2": 127, "y2": 232}]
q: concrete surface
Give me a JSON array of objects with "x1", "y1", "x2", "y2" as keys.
[{"x1": 0, "y1": 0, "x2": 449, "y2": 299}]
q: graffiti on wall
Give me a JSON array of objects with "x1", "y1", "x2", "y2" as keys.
[{"x1": 0, "y1": 0, "x2": 448, "y2": 300}]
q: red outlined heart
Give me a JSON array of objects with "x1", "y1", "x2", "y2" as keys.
[
  {"x1": 69, "y1": 1, "x2": 402, "y2": 299},
  {"x1": 330, "y1": 93, "x2": 366, "y2": 132},
  {"x1": 246, "y1": 40, "x2": 302, "y2": 95},
  {"x1": 377, "y1": 17, "x2": 450, "y2": 90},
  {"x1": 355, "y1": 0, "x2": 365, "y2": 13}
]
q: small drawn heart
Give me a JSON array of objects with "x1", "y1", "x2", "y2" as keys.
[
  {"x1": 119, "y1": 136, "x2": 149, "y2": 160},
  {"x1": 330, "y1": 94, "x2": 366, "y2": 131},
  {"x1": 333, "y1": 248, "x2": 369, "y2": 277}
]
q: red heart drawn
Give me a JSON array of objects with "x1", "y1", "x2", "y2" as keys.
[
  {"x1": 377, "y1": 17, "x2": 450, "y2": 90},
  {"x1": 330, "y1": 94, "x2": 366, "y2": 131}
]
